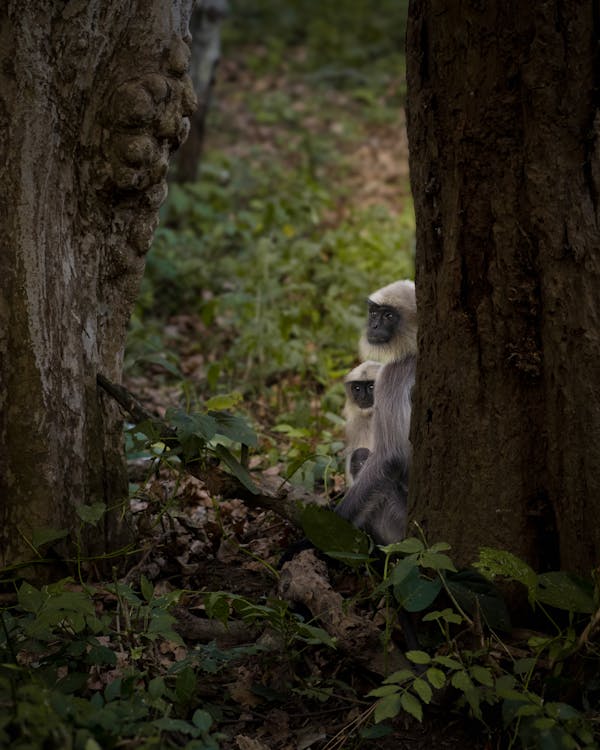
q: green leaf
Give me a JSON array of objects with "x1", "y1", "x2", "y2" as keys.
[
  {"x1": 76, "y1": 502, "x2": 106, "y2": 524},
  {"x1": 535, "y1": 571, "x2": 594, "y2": 613},
  {"x1": 412, "y1": 678, "x2": 432, "y2": 704},
  {"x1": 450, "y1": 670, "x2": 474, "y2": 693},
  {"x1": 17, "y1": 582, "x2": 44, "y2": 613},
  {"x1": 446, "y1": 569, "x2": 511, "y2": 632},
  {"x1": 474, "y1": 548, "x2": 537, "y2": 599},
  {"x1": 469, "y1": 665, "x2": 494, "y2": 687},
  {"x1": 105, "y1": 678, "x2": 121, "y2": 702},
  {"x1": 513, "y1": 657, "x2": 537, "y2": 675},
  {"x1": 300, "y1": 505, "x2": 370, "y2": 561},
  {"x1": 167, "y1": 408, "x2": 217, "y2": 445},
  {"x1": 433, "y1": 655, "x2": 462, "y2": 670},
  {"x1": 149, "y1": 676, "x2": 166, "y2": 700},
  {"x1": 419, "y1": 552, "x2": 457, "y2": 572},
  {"x1": 204, "y1": 392, "x2": 243, "y2": 411},
  {"x1": 30, "y1": 527, "x2": 69, "y2": 549},
  {"x1": 383, "y1": 669, "x2": 414, "y2": 685},
  {"x1": 213, "y1": 444, "x2": 260, "y2": 494},
  {"x1": 153, "y1": 717, "x2": 198, "y2": 735},
  {"x1": 400, "y1": 691, "x2": 423, "y2": 722},
  {"x1": 374, "y1": 693, "x2": 402, "y2": 723},
  {"x1": 406, "y1": 650, "x2": 431, "y2": 665},
  {"x1": 381, "y1": 537, "x2": 424, "y2": 555},
  {"x1": 192, "y1": 709, "x2": 213, "y2": 732},
  {"x1": 425, "y1": 667, "x2": 446, "y2": 689},
  {"x1": 209, "y1": 410, "x2": 258, "y2": 447},
  {"x1": 175, "y1": 666, "x2": 196, "y2": 705},
  {"x1": 393, "y1": 566, "x2": 442, "y2": 612},
  {"x1": 86, "y1": 645, "x2": 117, "y2": 667},
  {"x1": 141, "y1": 575, "x2": 154, "y2": 602},
  {"x1": 369, "y1": 684, "x2": 402, "y2": 698},
  {"x1": 428, "y1": 542, "x2": 452, "y2": 553},
  {"x1": 388, "y1": 556, "x2": 419, "y2": 587}
]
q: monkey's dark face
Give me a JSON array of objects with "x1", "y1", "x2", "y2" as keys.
[
  {"x1": 366, "y1": 302, "x2": 400, "y2": 345},
  {"x1": 345, "y1": 380, "x2": 375, "y2": 410}
]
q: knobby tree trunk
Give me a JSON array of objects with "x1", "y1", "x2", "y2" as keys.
[
  {"x1": 172, "y1": 0, "x2": 228, "y2": 182},
  {"x1": 406, "y1": 2, "x2": 600, "y2": 575},
  {"x1": 0, "y1": 1, "x2": 196, "y2": 573}
]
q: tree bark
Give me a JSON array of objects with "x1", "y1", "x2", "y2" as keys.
[
  {"x1": 0, "y1": 1, "x2": 196, "y2": 573},
  {"x1": 406, "y1": 2, "x2": 600, "y2": 574},
  {"x1": 172, "y1": 0, "x2": 228, "y2": 182}
]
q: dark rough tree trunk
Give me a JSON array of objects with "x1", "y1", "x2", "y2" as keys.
[
  {"x1": 406, "y1": 2, "x2": 600, "y2": 575},
  {"x1": 172, "y1": 0, "x2": 228, "y2": 182},
  {"x1": 0, "y1": 1, "x2": 195, "y2": 574}
]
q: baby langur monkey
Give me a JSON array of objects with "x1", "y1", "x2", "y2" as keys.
[
  {"x1": 343, "y1": 360, "x2": 382, "y2": 486},
  {"x1": 336, "y1": 279, "x2": 417, "y2": 544}
]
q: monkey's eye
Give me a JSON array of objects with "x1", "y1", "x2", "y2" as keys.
[
  {"x1": 384, "y1": 312, "x2": 394, "y2": 320},
  {"x1": 352, "y1": 384, "x2": 361, "y2": 392},
  {"x1": 369, "y1": 310, "x2": 378, "y2": 319},
  {"x1": 368, "y1": 384, "x2": 374, "y2": 392}
]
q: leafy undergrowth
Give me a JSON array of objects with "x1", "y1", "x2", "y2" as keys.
[{"x1": 2, "y1": 2, "x2": 599, "y2": 749}]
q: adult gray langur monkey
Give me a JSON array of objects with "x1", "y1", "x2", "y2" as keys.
[
  {"x1": 336, "y1": 279, "x2": 417, "y2": 544},
  {"x1": 343, "y1": 360, "x2": 382, "y2": 486}
]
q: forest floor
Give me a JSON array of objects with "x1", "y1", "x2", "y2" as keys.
[{"x1": 118, "y1": 42, "x2": 499, "y2": 750}]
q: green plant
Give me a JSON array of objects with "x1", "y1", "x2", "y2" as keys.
[
  {"x1": 0, "y1": 579, "x2": 228, "y2": 749},
  {"x1": 360, "y1": 540, "x2": 599, "y2": 749}
]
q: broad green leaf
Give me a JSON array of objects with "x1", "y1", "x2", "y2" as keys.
[
  {"x1": 300, "y1": 505, "x2": 370, "y2": 561},
  {"x1": 76, "y1": 502, "x2": 106, "y2": 524},
  {"x1": 446, "y1": 569, "x2": 511, "y2": 632},
  {"x1": 419, "y1": 552, "x2": 457, "y2": 572},
  {"x1": 149, "y1": 676, "x2": 166, "y2": 700},
  {"x1": 153, "y1": 717, "x2": 198, "y2": 735},
  {"x1": 369, "y1": 684, "x2": 402, "y2": 698},
  {"x1": 474, "y1": 548, "x2": 537, "y2": 599},
  {"x1": 513, "y1": 657, "x2": 537, "y2": 675},
  {"x1": 192, "y1": 709, "x2": 213, "y2": 732},
  {"x1": 450, "y1": 670, "x2": 474, "y2": 693},
  {"x1": 30, "y1": 527, "x2": 68, "y2": 549},
  {"x1": 429, "y1": 542, "x2": 452, "y2": 553},
  {"x1": 213, "y1": 444, "x2": 259, "y2": 494},
  {"x1": 383, "y1": 669, "x2": 414, "y2": 685},
  {"x1": 469, "y1": 665, "x2": 494, "y2": 687},
  {"x1": 545, "y1": 702, "x2": 580, "y2": 721},
  {"x1": 393, "y1": 566, "x2": 442, "y2": 612},
  {"x1": 412, "y1": 678, "x2": 432, "y2": 704},
  {"x1": 535, "y1": 571, "x2": 594, "y2": 613},
  {"x1": 140, "y1": 575, "x2": 154, "y2": 603},
  {"x1": 434, "y1": 655, "x2": 462, "y2": 670},
  {"x1": 86, "y1": 645, "x2": 117, "y2": 667},
  {"x1": 406, "y1": 650, "x2": 431, "y2": 665},
  {"x1": 209, "y1": 410, "x2": 258, "y2": 446},
  {"x1": 425, "y1": 667, "x2": 446, "y2": 689},
  {"x1": 167, "y1": 408, "x2": 217, "y2": 444},
  {"x1": 17, "y1": 582, "x2": 44, "y2": 613},
  {"x1": 374, "y1": 692, "x2": 402, "y2": 723},
  {"x1": 400, "y1": 691, "x2": 423, "y2": 722},
  {"x1": 175, "y1": 666, "x2": 196, "y2": 705},
  {"x1": 205, "y1": 392, "x2": 243, "y2": 411},
  {"x1": 105, "y1": 678, "x2": 121, "y2": 702},
  {"x1": 388, "y1": 556, "x2": 419, "y2": 587},
  {"x1": 381, "y1": 537, "x2": 424, "y2": 555}
]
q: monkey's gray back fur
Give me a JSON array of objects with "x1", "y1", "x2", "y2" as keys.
[{"x1": 336, "y1": 354, "x2": 416, "y2": 544}]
